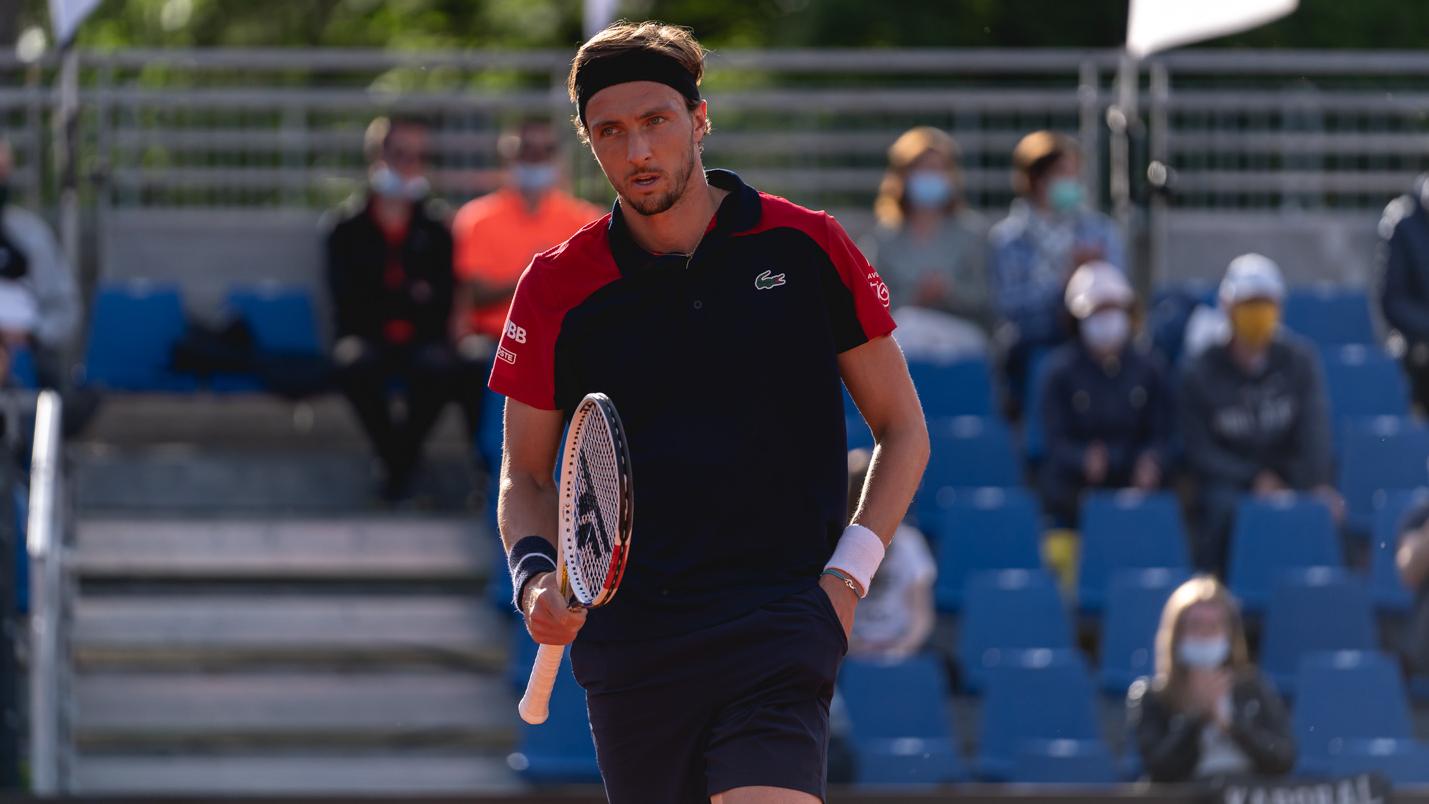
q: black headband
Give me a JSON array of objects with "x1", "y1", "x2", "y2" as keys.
[{"x1": 575, "y1": 50, "x2": 701, "y2": 125}]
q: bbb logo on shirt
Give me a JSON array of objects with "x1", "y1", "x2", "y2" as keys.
[{"x1": 505, "y1": 321, "x2": 528, "y2": 344}]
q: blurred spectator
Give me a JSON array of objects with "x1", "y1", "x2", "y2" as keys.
[
  {"x1": 451, "y1": 118, "x2": 601, "y2": 344},
  {"x1": 1397, "y1": 499, "x2": 1429, "y2": 674},
  {"x1": 1378, "y1": 174, "x2": 1429, "y2": 412},
  {"x1": 1127, "y1": 576, "x2": 1296, "y2": 783},
  {"x1": 1038, "y1": 262, "x2": 1172, "y2": 526},
  {"x1": 845, "y1": 448, "x2": 935, "y2": 660},
  {"x1": 0, "y1": 134, "x2": 79, "y2": 387},
  {"x1": 864, "y1": 127, "x2": 990, "y2": 334},
  {"x1": 324, "y1": 114, "x2": 467, "y2": 502},
  {"x1": 450, "y1": 119, "x2": 601, "y2": 449},
  {"x1": 1179, "y1": 254, "x2": 1338, "y2": 574},
  {"x1": 989, "y1": 131, "x2": 1124, "y2": 419}
]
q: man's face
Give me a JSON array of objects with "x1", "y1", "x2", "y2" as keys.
[
  {"x1": 584, "y1": 82, "x2": 705, "y2": 217},
  {"x1": 516, "y1": 124, "x2": 558, "y2": 166},
  {"x1": 381, "y1": 124, "x2": 430, "y2": 182}
]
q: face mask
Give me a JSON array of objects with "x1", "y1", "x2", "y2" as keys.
[
  {"x1": 1080, "y1": 308, "x2": 1130, "y2": 353},
  {"x1": 1230, "y1": 301, "x2": 1280, "y2": 349},
  {"x1": 513, "y1": 163, "x2": 558, "y2": 193},
  {"x1": 371, "y1": 166, "x2": 428, "y2": 201},
  {"x1": 1048, "y1": 178, "x2": 1084, "y2": 213},
  {"x1": 905, "y1": 170, "x2": 953, "y2": 210},
  {"x1": 1178, "y1": 636, "x2": 1230, "y2": 669}
]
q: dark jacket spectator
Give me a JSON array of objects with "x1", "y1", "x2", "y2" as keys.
[
  {"x1": 1039, "y1": 261, "x2": 1172, "y2": 525},
  {"x1": 1127, "y1": 576, "x2": 1296, "y2": 783},
  {"x1": 1179, "y1": 254, "x2": 1338, "y2": 574},
  {"x1": 324, "y1": 114, "x2": 470, "y2": 503},
  {"x1": 1379, "y1": 174, "x2": 1429, "y2": 412},
  {"x1": 326, "y1": 196, "x2": 454, "y2": 348}
]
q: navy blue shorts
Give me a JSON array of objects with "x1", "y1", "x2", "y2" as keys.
[{"x1": 570, "y1": 584, "x2": 848, "y2": 803}]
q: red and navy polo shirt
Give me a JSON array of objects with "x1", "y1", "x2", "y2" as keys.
[{"x1": 490, "y1": 169, "x2": 895, "y2": 640}]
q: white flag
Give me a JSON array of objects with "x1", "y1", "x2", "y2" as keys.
[
  {"x1": 1127, "y1": 0, "x2": 1297, "y2": 58},
  {"x1": 48, "y1": 0, "x2": 103, "y2": 46},
  {"x1": 584, "y1": 0, "x2": 620, "y2": 38}
]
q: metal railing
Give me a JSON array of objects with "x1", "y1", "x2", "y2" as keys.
[{"x1": 26, "y1": 390, "x2": 68, "y2": 794}]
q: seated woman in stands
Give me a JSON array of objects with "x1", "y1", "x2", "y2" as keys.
[{"x1": 1127, "y1": 576, "x2": 1296, "y2": 783}]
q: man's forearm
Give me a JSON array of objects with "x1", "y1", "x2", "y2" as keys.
[
  {"x1": 850, "y1": 418, "x2": 930, "y2": 544},
  {"x1": 497, "y1": 470, "x2": 559, "y2": 553}
]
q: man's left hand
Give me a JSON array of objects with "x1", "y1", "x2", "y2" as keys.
[{"x1": 819, "y1": 572, "x2": 858, "y2": 642}]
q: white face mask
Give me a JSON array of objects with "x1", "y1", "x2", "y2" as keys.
[
  {"x1": 1178, "y1": 636, "x2": 1230, "y2": 669},
  {"x1": 513, "y1": 162, "x2": 558, "y2": 193},
  {"x1": 1079, "y1": 308, "x2": 1130, "y2": 353},
  {"x1": 905, "y1": 170, "x2": 953, "y2": 210},
  {"x1": 371, "y1": 165, "x2": 429, "y2": 200}
]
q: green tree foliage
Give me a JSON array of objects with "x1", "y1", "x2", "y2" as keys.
[{"x1": 13, "y1": 0, "x2": 1429, "y2": 50}]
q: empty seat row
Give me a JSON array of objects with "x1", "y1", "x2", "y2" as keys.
[{"x1": 83, "y1": 280, "x2": 322, "y2": 392}]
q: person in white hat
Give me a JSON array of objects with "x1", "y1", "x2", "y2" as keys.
[
  {"x1": 1178, "y1": 254, "x2": 1339, "y2": 574},
  {"x1": 1037, "y1": 260, "x2": 1172, "y2": 526}
]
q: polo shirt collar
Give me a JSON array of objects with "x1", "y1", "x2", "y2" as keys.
[{"x1": 608, "y1": 169, "x2": 762, "y2": 276}]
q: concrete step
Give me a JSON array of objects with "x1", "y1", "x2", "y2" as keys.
[
  {"x1": 72, "y1": 517, "x2": 492, "y2": 582},
  {"x1": 73, "y1": 593, "x2": 507, "y2": 669},
  {"x1": 70, "y1": 751, "x2": 522, "y2": 795},
  {"x1": 73, "y1": 446, "x2": 482, "y2": 513},
  {"x1": 73, "y1": 670, "x2": 515, "y2": 750}
]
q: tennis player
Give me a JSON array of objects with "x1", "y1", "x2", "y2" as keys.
[{"x1": 493, "y1": 20, "x2": 929, "y2": 804}]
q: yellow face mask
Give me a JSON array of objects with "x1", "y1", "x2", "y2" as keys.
[{"x1": 1230, "y1": 300, "x2": 1280, "y2": 348}]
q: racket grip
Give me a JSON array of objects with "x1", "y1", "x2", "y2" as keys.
[{"x1": 519, "y1": 643, "x2": 566, "y2": 725}]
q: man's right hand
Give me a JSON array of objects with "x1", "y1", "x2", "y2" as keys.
[
  {"x1": 1252, "y1": 470, "x2": 1288, "y2": 497},
  {"x1": 522, "y1": 571, "x2": 587, "y2": 646}
]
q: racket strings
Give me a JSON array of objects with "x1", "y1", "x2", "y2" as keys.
[{"x1": 566, "y1": 413, "x2": 624, "y2": 604}]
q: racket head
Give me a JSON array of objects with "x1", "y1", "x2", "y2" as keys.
[{"x1": 557, "y1": 393, "x2": 633, "y2": 608}]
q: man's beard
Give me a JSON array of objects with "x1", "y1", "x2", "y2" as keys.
[{"x1": 622, "y1": 142, "x2": 697, "y2": 217}]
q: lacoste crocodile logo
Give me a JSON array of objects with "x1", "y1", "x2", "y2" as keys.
[{"x1": 755, "y1": 269, "x2": 787, "y2": 290}]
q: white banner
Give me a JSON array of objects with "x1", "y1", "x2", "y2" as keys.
[
  {"x1": 1127, "y1": 0, "x2": 1297, "y2": 58},
  {"x1": 48, "y1": 0, "x2": 102, "y2": 46}
]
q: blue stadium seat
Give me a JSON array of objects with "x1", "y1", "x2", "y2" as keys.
[
  {"x1": 478, "y1": 389, "x2": 507, "y2": 470},
  {"x1": 919, "y1": 416, "x2": 1020, "y2": 523},
  {"x1": 1339, "y1": 417, "x2": 1429, "y2": 534},
  {"x1": 930, "y1": 487, "x2": 1042, "y2": 612},
  {"x1": 226, "y1": 283, "x2": 322, "y2": 354},
  {"x1": 906, "y1": 358, "x2": 994, "y2": 418},
  {"x1": 1098, "y1": 568, "x2": 1191, "y2": 695},
  {"x1": 1226, "y1": 495, "x2": 1342, "y2": 613},
  {"x1": 510, "y1": 654, "x2": 601, "y2": 784},
  {"x1": 957, "y1": 569, "x2": 1073, "y2": 692},
  {"x1": 8, "y1": 346, "x2": 36, "y2": 390},
  {"x1": 1293, "y1": 651, "x2": 1425, "y2": 782},
  {"x1": 83, "y1": 280, "x2": 196, "y2": 391},
  {"x1": 838, "y1": 655, "x2": 967, "y2": 785},
  {"x1": 1283, "y1": 285, "x2": 1376, "y2": 348},
  {"x1": 846, "y1": 414, "x2": 874, "y2": 453},
  {"x1": 1322, "y1": 345, "x2": 1411, "y2": 428},
  {"x1": 1260, "y1": 568, "x2": 1377, "y2": 694},
  {"x1": 976, "y1": 649, "x2": 1102, "y2": 781},
  {"x1": 1077, "y1": 491, "x2": 1190, "y2": 613},
  {"x1": 1369, "y1": 489, "x2": 1429, "y2": 613},
  {"x1": 1010, "y1": 739, "x2": 1120, "y2": 785}
]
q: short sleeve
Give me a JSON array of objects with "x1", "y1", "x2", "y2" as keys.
[
  {"x1": 487, "y1": 260, "x2": 559, "y2": 410},
  {"x1": 821, "y1": 213, "x2": 896, "y2": 351}
]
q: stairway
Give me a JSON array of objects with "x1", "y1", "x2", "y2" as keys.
[{"x1": 58, "y1": 395, "x2": 524, "y2": 794}]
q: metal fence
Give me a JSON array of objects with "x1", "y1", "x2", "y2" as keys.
[{"x1": 4, "y1": 46, "x2": 1429, "y2": 292}]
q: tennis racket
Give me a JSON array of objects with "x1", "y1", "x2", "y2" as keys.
[{"x1": 518, "y1": 392, "x2": 634, "y2": 725}]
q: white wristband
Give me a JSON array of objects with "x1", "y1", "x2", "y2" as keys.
[{"x1": 824, "y1": 524, "x2": 886, "y2": 598}]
